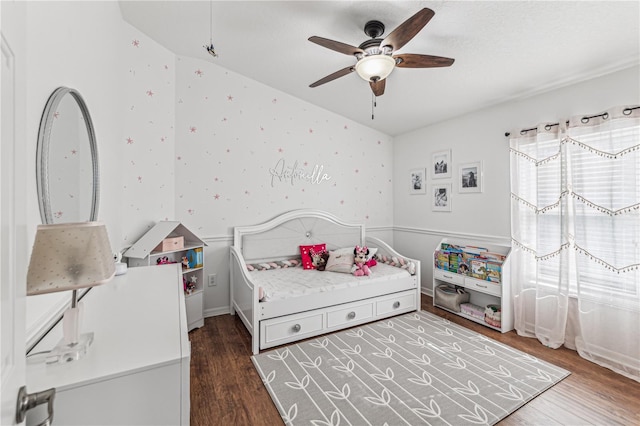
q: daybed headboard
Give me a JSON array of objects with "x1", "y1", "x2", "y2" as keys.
[{"x1": 233, "y1": 209, "x2": 365, "y2": 262}]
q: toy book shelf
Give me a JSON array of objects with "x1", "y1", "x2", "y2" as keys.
[
  {"x1": 124, "y1": 221, "x2": 207, "y2": 331},
  {"x1": 433, "y1": 238, "x2": 512, "y2": 333}
]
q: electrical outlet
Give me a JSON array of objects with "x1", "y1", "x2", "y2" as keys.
[{"x1": 208, "y1": 273, "x2": 217, "y2": 287}]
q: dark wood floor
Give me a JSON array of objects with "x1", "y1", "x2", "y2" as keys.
[{"x1": 189, "y1": 295, "x2": 640, "y2": 426}]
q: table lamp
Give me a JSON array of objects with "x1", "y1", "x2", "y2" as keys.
[{"x1": 27, "y1": 222, "x2": 115, "y2": 363}]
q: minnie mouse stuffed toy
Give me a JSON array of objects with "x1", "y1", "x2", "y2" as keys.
[{"x1": 351, "y1": 245, "x2": 372, "y2": 276}]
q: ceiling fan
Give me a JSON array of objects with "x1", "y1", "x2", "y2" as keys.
[{"x1": 308, "y1": 8, "x2": 454, "y2": 97}]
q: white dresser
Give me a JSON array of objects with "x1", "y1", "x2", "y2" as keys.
[{"x1": 26, "y1": 264, "x2": 191, "y2": 426}]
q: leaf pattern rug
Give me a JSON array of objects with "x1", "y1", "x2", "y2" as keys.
[{"x1": 252, "y1": 310, "x2": 569, "y2": 425}]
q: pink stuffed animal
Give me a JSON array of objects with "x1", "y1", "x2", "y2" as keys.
[{"x1": 351, "y1": 245, "x2": 371, "y2": 276}]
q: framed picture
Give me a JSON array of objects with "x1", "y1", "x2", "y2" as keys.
[
  {"x1": 409, "y1": 168, "x2": 426, "y2": 194},
  {"x1": 431, "y1": 149, "x2": 452, "y2": 179},
  {"x1": 459, "y1": 161, "x2": 483, "y2": 193},
  {"x1": 431, "y1": 183, "x2": 452, "y2": 211}
]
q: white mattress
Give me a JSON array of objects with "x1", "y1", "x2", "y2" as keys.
[{"x1": 252, "y1": 263, "x2": 411, "y2": 302}]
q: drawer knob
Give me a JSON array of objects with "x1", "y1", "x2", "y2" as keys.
[
  {"x1": 347, "y1": 311, "x2": 356, "y2": 319},
  {"x1": 393, "y1": 301, "x2": 400, "y2": 309},
  {"x1": 292, "y1": 324, "x2": 301, "y2": 333}
]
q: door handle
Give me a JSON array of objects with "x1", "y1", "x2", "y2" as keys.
[{"x1": 16, "y1": 386, "x2": 55, "y2": 426}]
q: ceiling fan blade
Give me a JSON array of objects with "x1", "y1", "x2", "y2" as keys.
[
  {"x1": 308, "y1": 36, "x2": 364, "y2": 56},
  {"x1": 370, "y1": 79, "x2": 386, "y2": 96},
  {"x1": 394, "y1": 53, "x2": 455, "y2": 68},
  {"x1": 309, "y1": 65, "x2": 355, "y2": 88},
  {"x1": 381, "y1": 8, "x2": 435, "y2": 51}
]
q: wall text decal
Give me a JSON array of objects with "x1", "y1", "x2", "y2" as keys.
[{"x1": 269, "y1": 158, "x2": 331, "y2": 187}]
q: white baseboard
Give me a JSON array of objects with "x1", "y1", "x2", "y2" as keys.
[{"x1": 204, "y1": 306, "x2": 230, "y2": 317}]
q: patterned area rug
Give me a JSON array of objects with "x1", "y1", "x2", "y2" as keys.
[{"x1": 252, "y1": 310, "x2": 569, "y2": 425}]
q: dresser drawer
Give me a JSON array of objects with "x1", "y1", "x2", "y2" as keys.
[
  {"x1": 376, "y1": 291, "x2": 416, "y2": 316},
  {"x1": 261, "y1": 312, "x2": 324, "y2": 346},
  {"x1": 434, "y1": 269, "x2": 464, "y2": 285},
  {"x1": 464, "y1": 277, "x2": 501, "y2": 297},
  {"x1": 327, "y1": 301, "x2": 374, "y2": 328}
]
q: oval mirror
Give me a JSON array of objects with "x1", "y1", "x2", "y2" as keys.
[{"x1": 36, "y1": 87, "x2": 99, "y2": 224}]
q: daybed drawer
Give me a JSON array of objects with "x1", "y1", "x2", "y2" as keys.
[
  {"x1": 464, "y1": 277, "x2": 501, "y2": 297},
  {"x1": 376, "y1": 291, "x2": 416, "y2": 316},
  {"x1": 434, "y1": 269, "x2": 464, "y2": 285},
  {"x1": 261, "y1": 312, "x2": 324, "y2": 347},
  {"x1": 327, "y1": 302, "x2": 374, "y2": 329}
]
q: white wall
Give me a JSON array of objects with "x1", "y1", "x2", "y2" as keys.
[
  {"x1": 25, "y1": 1, "x2": 125, "y2": 241},
  {"x1": 393, "y1": 65, "x2": 640, "y2": 294},
  {"x1": 173, "y1": 55, "x2": 395, "y2": 314},
  {"x1": 120, "y1": 21, "x2": 176, "y2": 247},
  {"x1": 22, "y1": 2, "x2": 176, "y2": 344},
  {"x1": 23, "y1": 1, "x2": 126, "y2": 342}
]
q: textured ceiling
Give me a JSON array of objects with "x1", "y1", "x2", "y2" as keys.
[{"x1": 119, "y1": 1, "x2": 640, "y2": 136}]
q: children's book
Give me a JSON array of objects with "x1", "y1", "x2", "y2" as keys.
[
  {"x1": 436, "y1": 250, "x2": 449, "y2": 270},
  {"x1": 457, "y1": 262, "x2": 470, "y2": 276},
  {"x1": 486, "y1": 261, "x2": 502, "y2": 283},
  {"x1": 470, "y1": 258, "x2": 487, "y2": 280},
  {"x1": 449, "y1": 252, "x2": 462, "y2": 273},
  {"x1": 481, "y1": 251, "x2": 506, "y2": 262},
  {"x1": 441, "y1": 243, "x2": 462, "y2": 251},
  {"x1": 463, "y1": 245, "x2": 488, "y2": 256}
]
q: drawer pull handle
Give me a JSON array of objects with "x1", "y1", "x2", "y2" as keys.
[
  {"x1": 347, "y1": 311, "x2": 356, "y2": 319},
  {"x1": 292, "y1": 324, "x2": 301, "y2": 333},
  {"x1": 477, "y1": 284, "x2": 487, "y2": 288},
  {"x1": 393, "y1": 301, "x2": 400, "y2": 309},
  {"x1": 443, "y1": 274, "x2": 453, "y2": 279}
]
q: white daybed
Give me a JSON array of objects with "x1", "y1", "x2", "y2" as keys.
[{"x1": 229, "y1": 209, "x2": 421, "y2": 354}]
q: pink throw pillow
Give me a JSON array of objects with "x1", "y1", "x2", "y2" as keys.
[{"x1": 299, "y1": 244, "x2": 326, "y2": 270}]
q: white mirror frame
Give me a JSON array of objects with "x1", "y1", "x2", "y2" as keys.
[{"x1": 36, "y1": 86, "x2": 99, "y2": 224}]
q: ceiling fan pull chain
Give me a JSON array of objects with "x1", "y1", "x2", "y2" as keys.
[
  {"x1": 371, "y1": 93, "x2": 375, "y2": 120},
  {"x1": 370, "y1": 92, "x2": 380, "y2": 120}
]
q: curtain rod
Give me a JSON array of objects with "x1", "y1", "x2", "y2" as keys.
[{"x1": 504, "y1": 106, "x2": 640, "y2": 137}]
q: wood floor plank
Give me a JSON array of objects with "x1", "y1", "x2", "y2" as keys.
[{"x1": 189, "y1": 295, "x2": 640, "y2": 426}]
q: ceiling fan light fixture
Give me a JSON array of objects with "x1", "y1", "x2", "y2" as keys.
[{"x1": 355, "y1": 54, "x2": 396, "y2": 82}]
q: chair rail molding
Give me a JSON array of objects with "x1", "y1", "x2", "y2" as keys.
[{"x1": 394, "y1": 225, "x2": 510, "y2": 246}]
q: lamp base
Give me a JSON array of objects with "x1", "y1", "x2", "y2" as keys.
[{"x1": 46, "y1": 332, "x2": 94, "y2": 364}]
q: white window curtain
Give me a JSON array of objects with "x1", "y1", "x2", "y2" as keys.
[{"x1": 509, "y1": 105, "x2": 639, "y2": 382}]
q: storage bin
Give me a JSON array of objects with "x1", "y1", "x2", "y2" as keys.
[
  {"x1": 485, "y1": 304, "x2": 502, "y2": 327},
  {"x1": 460, "y1": 302, "x2": 485, "y2": 320},
  {"x1": 434, "y1": 285, "x2": 469, "y2": 312},
  {"x1": 154, "y1": 236, "x2": 184, "y2": 252}
]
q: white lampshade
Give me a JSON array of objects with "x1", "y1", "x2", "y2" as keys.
[
  {"x1": 27, "y1": 221, "x2": 115, "y2": 295},
  {"x1": 27, "y1": 222, "x2": 115, "y2": 364},
  {"x1": 355, "y1": 54, "x2": 396, "y2": 82}
]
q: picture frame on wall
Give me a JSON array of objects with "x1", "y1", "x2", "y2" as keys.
[
  {"x1": 459, "y1": 161, "x2": 483, "y2": 193},
  {"x1": 431, "y1": 183, "x2": 452, "y2": 211},
  {"x1": 431, "y1": 149, "x2": 452, "y2": 179},
  {"x1": 409, "y1": 168, "x2": 426, "y2": 194}
]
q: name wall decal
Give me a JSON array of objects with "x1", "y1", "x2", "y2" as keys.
[{"x1": 269, "y1": 158, "x2": 331, "y2": 187}]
